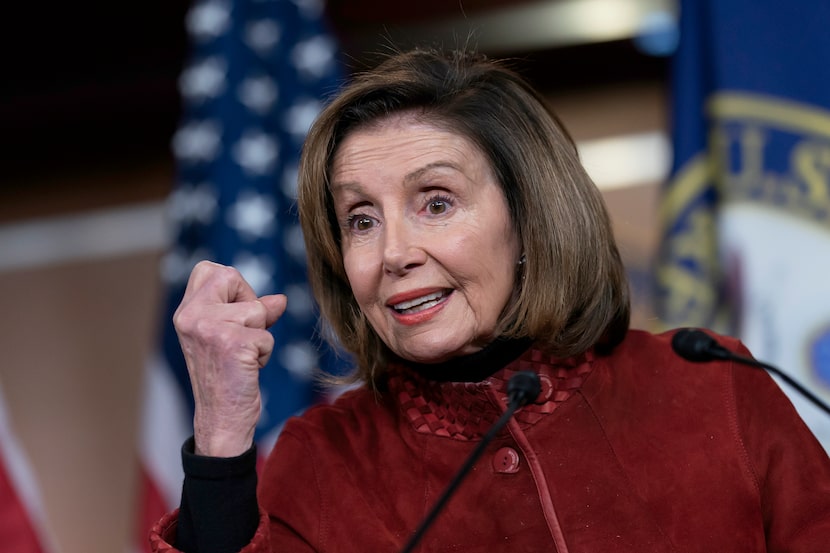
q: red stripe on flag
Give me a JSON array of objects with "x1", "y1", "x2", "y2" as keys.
[
  {"x1": 135, "y1": 464, "x2": 170, "y2": 552},
  {"x1": 0, "y1": 457, "x2": 44, "y2": 553}
]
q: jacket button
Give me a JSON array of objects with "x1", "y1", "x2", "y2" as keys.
[
  {"x1": 492, "y1": 447, "x2": 520, "y2": 474},
  {"x1": 537, "y1": 374, "x2": 553, "y2": 402}
]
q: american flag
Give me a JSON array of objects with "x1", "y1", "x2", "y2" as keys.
[
  {"x1": 0, "y1": 384, "x2": 54, "y2": 553},
  {"x1": 135, "y1": 0, "x2": 345, "y2": 549}
]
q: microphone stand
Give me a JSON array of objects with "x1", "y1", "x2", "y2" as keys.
[{"x1": 399, "y1": 371, "x2": 540, "y2": 553}]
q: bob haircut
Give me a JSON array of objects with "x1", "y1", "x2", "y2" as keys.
[{"x1": 297, "y1": 48, "x2": 630, "y2": 386}]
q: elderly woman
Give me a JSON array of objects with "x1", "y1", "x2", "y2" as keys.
[{"x1": 151, "y1": 49, "x2": 830, "y2": 552}]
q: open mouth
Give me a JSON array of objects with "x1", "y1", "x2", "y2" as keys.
[{"x1": 391, "y1": 290, "x2": 450, "y2": 314}]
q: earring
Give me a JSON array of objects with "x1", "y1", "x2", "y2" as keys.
[{"x1": 517, "y1": 254, "x2": 526, "y2": 266}]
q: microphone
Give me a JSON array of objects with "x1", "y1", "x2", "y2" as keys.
[
  {"x1": 399, "y1": 371, "x2": 541, "y2": 553},
  {"x1": 672, "y1": 328, "x2": 830, "y2": 416}
]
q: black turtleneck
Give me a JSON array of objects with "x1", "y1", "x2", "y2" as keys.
[
  {"x1": 401, "y1": 336, "x2": 535, "y2": 382},
  {"x1": 175, "y1": 437, "x2": 259, "y2": 553},
  {"x1": 174, "y1": 336, "x2": 535, "y2": 552}
]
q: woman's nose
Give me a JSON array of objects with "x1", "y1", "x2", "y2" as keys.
[{"x1": 382, "y1": 218, "x2": 427, "y2": 275}]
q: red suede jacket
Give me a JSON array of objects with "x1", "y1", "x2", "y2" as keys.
[{"x1": 152, "y1": 329, "x2": 830, "y2": 552}]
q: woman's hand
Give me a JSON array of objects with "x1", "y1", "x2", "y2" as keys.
[{"x1": 173, "y1": 260, "x2": 287, "y2": 457}]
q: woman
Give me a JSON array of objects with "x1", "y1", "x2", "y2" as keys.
[{"x1": 151, "y1": 49, "x2": 830, "y2": 552}]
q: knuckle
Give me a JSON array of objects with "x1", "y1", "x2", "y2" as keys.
[
  {"x1": 172, "y1": 305, "x2": 194, "y2": 333},
  {"x1": 190, "y1": 259, "x2": 216, "y2": 280},
  {"x1": 251, "y1": 300, "x2": 268, "y2": 325},
  {"x1": 190, "y1": 260, "x2": 240, "y2": 286},
  {"x1": 192, "y1": 316, "x2": 223, "y2": 342},
  {"x1": 215, "y1": 264, "x2": 242, "y2": 282}
]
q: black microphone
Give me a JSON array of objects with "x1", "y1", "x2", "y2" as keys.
[
  {"x1": 399, "y1": 371, "x2": 541, "y2": 553},
  {"x1": 672, "y1": 328, "x2": 830, "y2": 416}
]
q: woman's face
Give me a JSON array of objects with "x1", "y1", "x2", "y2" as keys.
[{"x1": 330, "y1": 113, "x2": 521, "y2": 363}]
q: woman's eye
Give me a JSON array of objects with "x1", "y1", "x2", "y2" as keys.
[
  {"x1": 348, "y1": 215, "x2": 375, "y2": 231},
  {"x1": 427, "y1": 197, "x2": 451, "y2": 215}
]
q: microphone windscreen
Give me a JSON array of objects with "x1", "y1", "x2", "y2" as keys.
[
  {"x1": 507, "y1": 371, "x2": 541, "y2": 407},
  {"x1": 671, "y1": 328, "x2": 716, "y2": 362}
]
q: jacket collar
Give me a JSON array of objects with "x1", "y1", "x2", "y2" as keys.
[{"x1": 388, "y1": 345, "x2": 595, "y2": 440}]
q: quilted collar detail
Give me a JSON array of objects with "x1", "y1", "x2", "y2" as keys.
[{"x1": 388, "y1": 347, "x2": 595, "y2": 440}]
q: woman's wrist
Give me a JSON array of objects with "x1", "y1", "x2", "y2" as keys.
[{"x1": 193, "y1": 425, "x2": 254, "y2": 458}]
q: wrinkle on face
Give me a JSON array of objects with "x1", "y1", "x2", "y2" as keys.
[{"x1": 331, "y1": 112, "x2": 521, "y2": 364}]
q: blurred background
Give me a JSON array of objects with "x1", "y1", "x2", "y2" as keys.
[{"x1": 1, "y1": 1, "x2": 828, "y2": 552}]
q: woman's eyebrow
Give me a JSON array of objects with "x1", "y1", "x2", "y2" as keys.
[
  {"x1": 403, "y1": 161, "x2": 461, "y2": 184},
  {"x1": 329, "y1": 180, "x2": 363, "y2": 195}
]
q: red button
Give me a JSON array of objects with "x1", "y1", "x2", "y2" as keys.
[
  {"x1": 493, "y1": 447, "x2": 520, "y2": 473},
  {"x1": 537, "y1": 374, "x2": 553, "y2": 402}
]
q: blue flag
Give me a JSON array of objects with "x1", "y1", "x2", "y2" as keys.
[
  {"x1": 655, "y1": 0, "x2": 830, "y2": 446},
  {"x1": 136, "y1": 0, "x2": 346, "y2": 548}
]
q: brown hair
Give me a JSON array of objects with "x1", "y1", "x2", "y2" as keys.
[{"x1": 297, "y1": 48, "x2": 630, "y2": 386}]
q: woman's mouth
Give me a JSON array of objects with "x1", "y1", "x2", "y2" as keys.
[{"x1": 391, "y1": 290, "x2": 450, "y2": 314}]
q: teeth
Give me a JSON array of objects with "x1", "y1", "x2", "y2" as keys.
[{"x1": 393, "y1": 291, "x2": 446, "y2": 312}]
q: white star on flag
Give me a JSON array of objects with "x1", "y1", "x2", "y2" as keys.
[
  {"x1": 283, "y1": 98, "x2": 322, "y2": 140},
  {"x1": 179, "y1": 57, "x2": 227, "y2": 102},
  {"x1": 284, "y1": 283, "x2": 314, "y2": 319},
  {"x1": 278, "y1": 341, "x2": 318, "y2": 380},
  {"x1": 245, "y1": 19, "x2": 282, "y2": 54},
  {"x1": 167, "y1": 182, "x2": 218, "y2": 225},
  {"x1": 226, "y1": 191, "x2": 276, "y2": 240},
  {"x1": 233, "y1": 252, "x2": 274, "y2": 296},
  {"x1": 291, "y1": 35, "x2": 336, "y2": 79},
  {"x1": 172, "y1": 120, "x2": 223, "y2": 163},
  {"x1": 232, "y1": 130, "x2": 279, "y2": 175},
  {"x1": 237, "y1": 75, "x2": 279, "y2": 114},
  {"x1": 186, "y1": 0, "x2": 231, "y2": 41}
]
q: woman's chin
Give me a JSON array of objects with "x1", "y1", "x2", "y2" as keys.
[{"x1": 393, "y1": 338, "x2": 482, "y2": 364}]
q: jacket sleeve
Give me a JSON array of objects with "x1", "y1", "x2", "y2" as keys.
[
  {"x1": 176, "y1": 438, "x2": 260, "y2": 552},
  {"x1": 257, "y1": 427, "x2": 328, "y2": 553},
  {"x1": 146, "y1": 435, "x2": 272, "y2": 553},
  {"x1": 149, "y1": 509, "x2": 273, "y2": 553},
  {"x1": 147, "y1": 429, "x2": 323, "y2": 553},
  {"x1": 727, "y1": 340, "x2": 830, "y2": 551}
]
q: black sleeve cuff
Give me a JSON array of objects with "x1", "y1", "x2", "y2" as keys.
[{"x1": 175, "y1": 437, "x2": 260, "y2": 553}]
